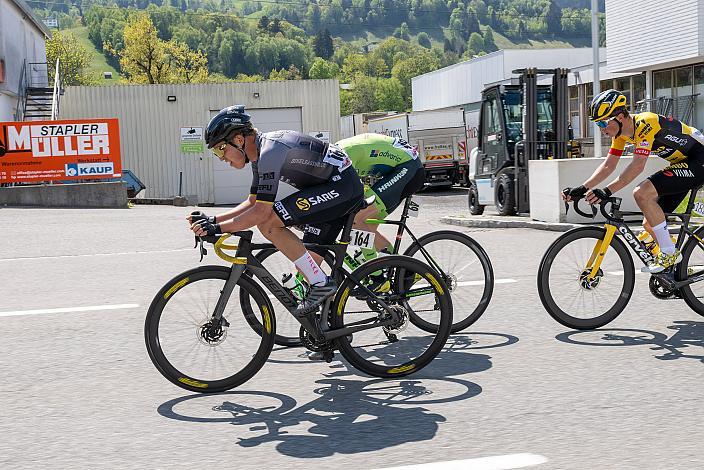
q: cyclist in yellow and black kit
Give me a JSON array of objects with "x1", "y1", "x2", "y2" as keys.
[{"x1": 562, "y1": 89, "x2": 704, "y2": 273}]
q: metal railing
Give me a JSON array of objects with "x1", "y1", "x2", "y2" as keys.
[
  {"x1": 50, "y1": 58, "x2": 61, "y2": 120},
  {"x1": 15, "y1": 61, "x2": 28, "y2": 121},
  {"x1": 635, "y1": 94, "x2": 700, "y2": 124}
]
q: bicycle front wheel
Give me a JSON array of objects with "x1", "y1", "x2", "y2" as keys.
[
  {"x1": 404, "y1": 230, "x2": 493, "y2": 333},
  {"x1": 537, "y1": 227, "x2": 635, "y2": 330},
  {"x1": 145, "y1": 266, "x2": 275, "y2": 393},
  {"x1": 331, "y1": 255, "x2": 452, "y2": 378}
]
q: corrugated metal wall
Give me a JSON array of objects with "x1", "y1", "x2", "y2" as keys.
[
  {"x1": 60, "y1": 79, "x2": 340, "y2": 203},
  {"x1": 606, "y1": 0, "x2": 701, "y2": 72}
]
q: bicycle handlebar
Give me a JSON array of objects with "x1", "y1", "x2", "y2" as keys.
[{"x1": 564, "y1": 195, "x2": 624, "y2": 223}]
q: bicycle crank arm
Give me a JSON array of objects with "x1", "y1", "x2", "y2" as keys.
[{"x1": 322, "y1": 318, "x2": 397, "y2": 341}]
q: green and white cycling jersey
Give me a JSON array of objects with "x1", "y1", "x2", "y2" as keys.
[{"x1": 335, "y1": 133, "x2": 418, "y2": 181}]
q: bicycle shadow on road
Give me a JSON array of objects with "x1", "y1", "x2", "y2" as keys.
[
  {"x1": 157, "y1": 375, "x2": 481, "y2": 458},
  {"x1": 555, "y1": 321, "x2": 704, "y2": 363},
  {"x1": 319, "y1": 332, "x2": 518, "y2": 379}
]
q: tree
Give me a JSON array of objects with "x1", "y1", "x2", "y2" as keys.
[
  {"x1": 117, "y1": 13, "x2": 171, "y2": 84},
  {"x1": 258, "y1": 15, "x2": 270, "y2": 33},
  {"x1": 45, "y1": 31, "x2": 95, "y2": 86},
  {"x1": 308, "y1": 57, "x2": 340, "y2": 79},
  {"x1": 483, "y1": 26, "x2": 497, "y2": 52},
  {"x1": 546, "y1": 0, "x2": 562, "y2": 35},
  {"x1": 348, "y1": 76, "x2": 378, "y2": 113},
  {"x1": 167, "y1": 41, "x2": 208, "y2": 83},
  {"x1": 375, "y1": 77, "x2": 405, "y2": 111},
  {"x1": 341, "y1": 53, "x2": 367, "y2": 82},
  {"x1": 417, "y1": 32, "x2": 432, "y2": 49},
  {"x1": 313, "y1": 29, "x2": 334, "y2": 59},
  {"x1": 467, "y1": 32, "x2": 484, "y2": 55},
  {"x1": 393, "y1": 22, "x2": 410, "y2": 41}
]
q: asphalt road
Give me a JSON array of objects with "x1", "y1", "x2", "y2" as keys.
[{"x1": 1, "y1": 188, "x2": 702, "y2": 469}]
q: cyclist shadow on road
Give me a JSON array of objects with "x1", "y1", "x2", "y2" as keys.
[
  {"x1": 157, "y1": 375, "x2": 481, "y2": 458},
  {"x1": 555, "y1": 321, "x2": 704, "y2": 363}
]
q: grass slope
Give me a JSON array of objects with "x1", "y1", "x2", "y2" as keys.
[{"x1": 64, "y1": 26, "x2": 121, "y2": 85}]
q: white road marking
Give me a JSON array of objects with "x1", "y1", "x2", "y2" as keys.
[
  {"x1": 0, "y1": 304, "x2": 140, "y2": 318},
  {"x1": 0, "y1": 248, "x2": 192, "y2": 262},
  {"x1": 372, "y1": 453, "x2": 548, "y2": 470}
]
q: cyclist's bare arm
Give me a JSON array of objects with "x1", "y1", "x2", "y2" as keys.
[
  {"x1": 215, "y1": 194, "x2": 257, "y2": 223},
  {"x1": 218, "y1": 200, "x2": 272, "y2": 232},
  {"x1": 602, "y1": 153, "x2": 647, "y2": 193},
  {"x1": 583, "y1": 151, "x2": 621, "y2": 189}
]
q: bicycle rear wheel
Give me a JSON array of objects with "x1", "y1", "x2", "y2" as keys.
[
  {"x1": 331, "y1": 255, "x2": 452, "y2": 377},
  {"x1": 404, "y1": 230, "x2": 493, "y2": 333},
  {"x1": 145, "y1": 266, "x2": 275, "y2": 393},
  {"x1": 676, "y1": 230, "x2": 704, "y2": 317},
  {"x1": 537, "y1": 227, "x2": 635, "y2": 330}
]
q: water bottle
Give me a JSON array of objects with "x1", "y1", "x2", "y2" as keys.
[{"x1": 282, "y1": 272, "x2": 307, "y2": 300}]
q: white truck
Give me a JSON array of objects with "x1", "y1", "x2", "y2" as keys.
[
  {"x1": 408, "y1": 108, "x2": 467, "y2": 187},
  {"x1": 365, "y1": 113, "x2": 409, "y2": 141}
]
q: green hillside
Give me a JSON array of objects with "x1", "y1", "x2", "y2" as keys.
[{"x1": 63, "y1": 26, "x2": 121, "y2": 85}]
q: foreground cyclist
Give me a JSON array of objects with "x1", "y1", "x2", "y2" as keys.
[
  {"x1": 191, "y1": 105, "x2": 364, "y2": 312},
  {"x1": 305, "y1": 133, "x2": 425, "y2": 265},
  {"x1": 563, "y1": 89, "x2": 704, "y2": 273}
]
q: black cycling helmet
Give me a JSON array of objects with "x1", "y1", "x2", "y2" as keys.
[{"x1": 205, "y1": 105, "x2": 253, "y2": 149}]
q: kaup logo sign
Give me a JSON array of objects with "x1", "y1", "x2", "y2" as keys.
[{"x1": 0, "y1": 118, "x2": 121, "y2": 184}]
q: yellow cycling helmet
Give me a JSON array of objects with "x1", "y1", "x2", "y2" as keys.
[{"x1": 589, "y1": 89, "x2": 628, "y2": 122}]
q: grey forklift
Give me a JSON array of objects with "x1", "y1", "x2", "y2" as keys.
[{"x1": 468, "y1": 68, "x2": 581, "y2": 216}]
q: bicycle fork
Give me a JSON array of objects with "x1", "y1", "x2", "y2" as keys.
[{"x1": 584, "y1": 224, "x2": 618, "y2": 280}]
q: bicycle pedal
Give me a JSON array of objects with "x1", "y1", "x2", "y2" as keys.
[{"x1": 322, "y1": 350, "x2": 334, "y2": 363}]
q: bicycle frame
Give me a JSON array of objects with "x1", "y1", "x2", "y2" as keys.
[
  {"x1": 199, "y1": 213, "x2": 408, "y2": 344},
  {"x1": 363, "y1": 196, "x2": 447, "y2": 281},
  {"x1": 578, "y1": 187, "x2": 704, "y2": 290}
]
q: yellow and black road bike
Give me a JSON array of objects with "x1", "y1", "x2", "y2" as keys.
[
  {"x1": 144, "y1": 200, "x2": 453, "y2": 393},
  {"x1": 538, "y1": 190, "x2": 704, "y2": 330}
]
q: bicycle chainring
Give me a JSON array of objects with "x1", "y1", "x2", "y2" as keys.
[{"x1": 299, "y1": 326, "x2": 333, "y2": 352}]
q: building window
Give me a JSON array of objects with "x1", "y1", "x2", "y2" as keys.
[
  {"x1": 695, "y1": 65, "x2": 704, "y2": 128},
  {"x1": 615, "y1": 77, "x2": 631, "y2": 111},
  {"x1": 633, "y1": 73, "x2": 646, "y2": 108},
  {"x1": 653, "y1": 69, "x2": 673, "y2": 99},
  {"x1": 569, "y1": 85, "x2": 581, "y2": 138}
]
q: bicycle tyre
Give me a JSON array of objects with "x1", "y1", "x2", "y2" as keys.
[
  {"x1": 676, "y1": 227, "x2": 704, "y2": 317},
  {"x1": 403, "y1": 230, "x2": 494, "y2": 333},
  {"x1": 537, "y1": 227, "x2": 635, "y2": 330},
  {"x1": 241, "y1": 248, "x2": 335, "y2": 347},
  {"x1": 145, "y1": 265, "x2": 275, "y2": 393},
  {"x1": 331, "y1": 255, "x2": 453, "y2": 378}
]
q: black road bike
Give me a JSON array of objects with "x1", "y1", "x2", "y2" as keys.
[
  {"x1": 145, "y1": 201, "x2": 453, "y2": 393},
  {"x1": 251, "y1": 196, "x2": 494, "y2": 346},
  {"x1": 538, "y1": 189, "x2": 704, "y2": 330}
]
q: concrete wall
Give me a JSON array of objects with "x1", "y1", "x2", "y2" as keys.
[
  {"x1": 530, "y1": 157, "x2": 669, "y2": 223},
  {"x1": 0, "y1": 182, "x2": 128, "y2": 208}
]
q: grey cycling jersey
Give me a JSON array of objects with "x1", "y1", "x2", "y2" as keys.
[{"x1": 249, "y1": 130, "x2": 352, "y2": 203}]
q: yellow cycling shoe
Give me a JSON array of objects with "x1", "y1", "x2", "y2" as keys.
[{"x1": 641, "y1": 250, "x2": 683, "y2": 274}]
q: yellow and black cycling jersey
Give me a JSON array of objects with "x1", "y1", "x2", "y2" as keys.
[{"x1": 609, "y1": 112, "x2": 704, "y2": 163}]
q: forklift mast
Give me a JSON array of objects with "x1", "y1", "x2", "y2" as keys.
[{"x1": 512, "y1": 67, "x2": 570, "y2": 213}]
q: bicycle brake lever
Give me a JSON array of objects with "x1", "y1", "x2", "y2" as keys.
[{"x1": 194, "y1": 236, "x2": 207, "y2": 262}]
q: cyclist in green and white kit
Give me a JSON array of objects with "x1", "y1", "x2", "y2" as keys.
[{"x1": 302, "y1": 133, "x2": 425, "y2": 262}]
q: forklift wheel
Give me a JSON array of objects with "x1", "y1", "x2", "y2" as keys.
[
  {"x1": 468, "y1": 184, "x2": 485, "y2": 215},
  {"x1": 495, "y1": 173, "x2": 516, "y2": 216}
]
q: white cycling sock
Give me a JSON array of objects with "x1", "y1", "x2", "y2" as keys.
[
  {"x1": 294, "y1": 252, "x2": 328, "y2": 286},
  {"x1": 652, "y1": 221, "x2": 676, "y2": 255}
]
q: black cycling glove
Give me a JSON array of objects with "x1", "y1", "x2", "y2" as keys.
[
  {"x1": 193, "y1": 220, "x2": 221, "y2": 236},
  {"x1": 562, "y1": 185, "x2": 588, "y2": 199},
  {"x1": 190, "y1": 211, "x2": 216, "y2": 224},
  {"x1": 591, "y1": 187, "x2": 612, "y2": 202}
]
